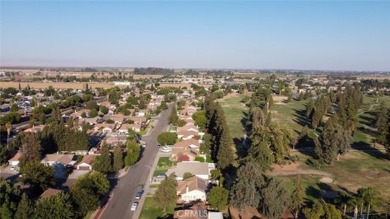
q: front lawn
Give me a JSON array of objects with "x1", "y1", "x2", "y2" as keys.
[{"x1": 139, "y1": 197, "x2": 174, "y2": 219}]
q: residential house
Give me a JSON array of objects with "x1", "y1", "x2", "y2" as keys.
[
  {"x1": 177, "y1": 130, "x2": 199, "y2": 140},
  {"x1": 177, "y1": 176, "x2": 208, "y2": 203},
  {"x1": 70, "y1": 109, "x2": 91, "y2": 119},
  {"x1": 8, "y1": 151, "x2": 22, "y2": 167},
  {"x1": 24, "y1": 125, "x2": 46, "y2": 133},
  {"x1": 103, "y1": 114, "x2": 127, "y2": 124},
  {"x1": 105, "y1": 136, "x2": 127, "y2": 146},
  {"x1": 171, "y1": 139, "x2": 200, "y2": 161},
  {"x1": 167, "y1": 161, "x2": 215, "y2": 180},
  {"x1": 39, "y1": 188, "x2": 63, "y2": 199},
  {"x1": 118, "y1": 123, "x2": 141, "y2": 134},
  {"x1": 94, "y1": 123, "x2": 116, "y2": 134},
  {"x1": 76, "y1": 155, "x2": 99, "y2": 171},
  {"x1": 41, "y1": 154, "x2": 75, "y2": 167}
]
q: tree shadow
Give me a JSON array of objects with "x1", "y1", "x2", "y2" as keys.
[
  {"x1": 293, "y1": 109, "x2": 310, "y2": 129},
  {"x1": 351, "y1": 141, "x2": 388, "y2": 160}
]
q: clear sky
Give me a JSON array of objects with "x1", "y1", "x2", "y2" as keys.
[{"x1": 1, "y1": 1, "x2": 389, "y2": 71}]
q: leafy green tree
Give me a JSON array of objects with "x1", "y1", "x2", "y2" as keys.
[
  {"x1": 183, "y1": 172, "x2": 194, "y2": 180},
  {"x1": 357, "y1": 187, "x2": 380, "y2": 217},
  {"x1": 261, "y1": 177, "x2": 291, "y2": 219},
  {"x1": 153, "y1": 174, "x2": 177, "y2": 211},
  {"x1": 99, "y1": 105, "x2": 109, "y2": 114},
  {"x1": 33, "y1": 193, "x2": 73, "y2": 219},
  {"x1": 125, "y1": 140, "x2": 140, "y2": 166},
  {"x1": 303, "y1": 200, "x2": 325, "y2": 219},
  {"x1": 74, "y1": 171, "x2": 110, "y2": 199},
  {"x1": 323, "y1": 203, "x2": 342, "y2": 219},
  {"x1": 113, "y1": 146, "x2": 123, "y2": 171},
  {"x1": 14, "y1": 193, "x2": 32, "y2": 219},
  {"x1": 192, "y1": 110, "x2": 207, "y2": 129},
  {"x1": 177, "y1": 119, "x2": 186, "y2": 127},
  {"x1": 19, "y1": 161, "x2": 55, "y2": 194},
  {"x1": 86, "y1": 100, "x2": 99, "y2": 110},
  {"x1": 169, "y1": 105, "x2": 178, "y2": 125},
  {"x1": 93, "y1": 142, "x2": 112, "y2": 174},
  {"x1": 89, "y1": 108, "x2": 98, "y2": 118},
  {"x1": 207, "y1": 186, "x2": 228, "y2": 210},
  {"x1": 315, "y1": 116, "x2": 352, "y2": 164},
  {"x1": 290, "y1": 175, "x2": 304, "y2": 218},
  {"x1": 157, "y1": 132, "x2": 177, "y2": 145},
  {"x1": 70, "y1": 187, "x2": 99, "y2": 218}
]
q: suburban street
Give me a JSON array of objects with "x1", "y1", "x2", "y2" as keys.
[{"x1": 100, "y1": 103, "x2": 173, "y2": 219}]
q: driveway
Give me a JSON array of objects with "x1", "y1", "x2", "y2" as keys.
[{"x1": 100, "y1": 103, "x2": 173, "y2": 219}]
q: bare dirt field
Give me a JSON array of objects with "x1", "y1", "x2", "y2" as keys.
[{"x1": 272, "y1": 95, "x2": 288, "y2": 104}]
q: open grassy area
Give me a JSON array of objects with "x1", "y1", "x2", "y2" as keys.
[
  {"x1": 157, "y1": 157, "x2": 173, "y2": 168},
  {"x1": 278, "y1": 174, "x2": 323, "y2": 201},
  {"x1": 217, "y1": 93, "x2": 249, "y2": 139},
  {"x1": 294, "y1": 151, "x2": 390, "y2": 208},
  {"x1": 270, "y1": 99, "x2": 309, "y2": 138},
  {"x1": 139, "y1": 197, "x2": 174, "y2": 219}
]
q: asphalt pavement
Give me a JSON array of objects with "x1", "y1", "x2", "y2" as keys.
[{"x1": 100, "y1": 103, "x2": 173, "y2": 219}]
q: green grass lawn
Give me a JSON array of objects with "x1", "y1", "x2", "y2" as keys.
[
  {"x1": 278, "y1": 174, "x2": 322, "y2": 201},
  {"x1": 270, "y1": 99, "x2": 309, "y2": 138},
  {"x1": 217, "y1": 93, "x2": 249, "y2": 139},
  {"x1": 294, "y1": 150, "x2": 390, "y2": 209},
  {"x1": 153, "y1": 169, "x2": 168, "y2": 176},
  {"x1": 139, "y1": 197, "x2": 174, "y2": 219},
  {"x1": 157, "y1": 157, "x2": 173, "y2": 168}
]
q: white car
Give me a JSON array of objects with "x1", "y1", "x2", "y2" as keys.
[
  {"x1": 160, "y1": 147, "x2": 172, "y2": 153},
  {"x1": 130, "y1": 202, "x2": 138, "y2": 211}
]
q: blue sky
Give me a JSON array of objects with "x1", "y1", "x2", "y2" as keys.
[{"x1": 1, "y1": 1, "x2": 389, "y2": 71}]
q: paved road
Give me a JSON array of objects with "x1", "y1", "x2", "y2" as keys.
[{"x1": 100, "y1": 103, "x2": 173, "y2": 219}]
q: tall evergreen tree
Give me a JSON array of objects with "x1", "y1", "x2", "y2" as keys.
[
  {"x1": 14, "y1": 193, "x2": 32, "y2": 219},
  {"x1": 230, "y1": 162, "x2": 264, "y2": 211},
  {"x1": 19, "y1": 133, "x2": 42, "y2": 167},
  {"x1": 261, "y1": 177, "x2": 291, "y2": 219},
  {"x1": 216, "y1": 128, "x2": 235, "y2": 170},
  {"x1": 315, "y1": 116, "x2": 352, "y2": 164},
  {"x1": 168, "y1": 105, "x2": 178, "y2": 125},
  {"x1": 306, "y1": 99, "x2": 315, "y2": 119},
  {"x1": 290, "y1": 175, "x2": 304, "y2": 218},
  {"x1": 113, "y1": 146, "x2": 123, "y2": 172},
  {"x1": 93, "y1": 142, "x2": 112, "y2": 174},
  {"x1": 125, "y1": 139, "x2": 140, "y2": 166}
]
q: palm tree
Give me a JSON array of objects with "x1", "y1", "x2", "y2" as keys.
[
  {"x1": 6, "y1": 122, "x2": 12, "y2": 149},
  {"x1": 357, "y1": 187, "x2": 379, "y2": 219}
]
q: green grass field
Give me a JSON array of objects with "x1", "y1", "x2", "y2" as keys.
[
  {"x1": 217, "y1": 93, "x2": 249, "y2": 139},
  {"x1": 139, "y1": 197, "x2": 174, "y2": 219},
  {"x1": 270, "y1": 99, "x2": 309, "y2": 138}
]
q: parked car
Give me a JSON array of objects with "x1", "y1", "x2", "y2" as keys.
[
  {"x1": 155, "y1": 174, "x2": 167, "y2": 179},
  {"x1": 130, "y1": 202, "x2": 138, "y2": 211},
  {"x1": 135, "y1": 185, "x2": 144, "y2": 199},
  {"x1": 160, "y1": 147, "x2": 172, "y2": 153}
]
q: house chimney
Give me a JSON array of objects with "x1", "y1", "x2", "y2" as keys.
[{"x1": 186, "y1": 185, "x2": 189, "y2": 194}]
